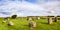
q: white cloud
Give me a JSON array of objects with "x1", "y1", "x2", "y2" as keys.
[
  {"x1": 0, "y1": 0, "x2": 60, "y2": 17},
  {"x1": 22, "y1": 1, "x2": 44, "y2": 10}
]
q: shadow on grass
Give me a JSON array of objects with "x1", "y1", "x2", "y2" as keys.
[
  {"x1": 41, "y1": 22, "x2": 48, "y2": 24},
  {"x1": 7, "y1": 25, "x2": 18, "y2": 30},
  {"x1": 37, "y1": 22, "x2": 48, "y2": 25}
]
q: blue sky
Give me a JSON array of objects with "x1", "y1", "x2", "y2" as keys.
[{"x1": 0, "y1": 0, "x2": 60, "y2": 17}]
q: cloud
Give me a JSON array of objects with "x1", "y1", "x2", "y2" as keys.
[
  {"x1": 0, "y1": 0, "x2": 23, "y2": 17},
  {"x1": 21, "y1": 1, "x2": 44, "y2": 11},
  {"x1": 0, "y1": 0, "x2": 60, "y2": 17},
  {"x1": 22, "y1": 1, "x2": 60, "y2": 16}
]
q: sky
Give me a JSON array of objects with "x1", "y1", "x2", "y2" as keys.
[{"x1": 0, "y1": 0, "x2": 60, "y2": 17}]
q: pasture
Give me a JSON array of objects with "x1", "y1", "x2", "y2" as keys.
[{"x1": 0, "y1": 17, "x2": 60, "y2": 30}]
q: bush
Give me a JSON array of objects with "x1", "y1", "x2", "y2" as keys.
[{"x1": 11, "y1": 15, "x2": 17, "y2": 19}]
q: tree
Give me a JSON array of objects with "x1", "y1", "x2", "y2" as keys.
[{"x1": 11, "y1": 15, "x2": 17, "y2": 19}]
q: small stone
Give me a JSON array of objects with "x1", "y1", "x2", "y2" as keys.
[
  {"x1": 37, "y1": 17, "x2": 40, "y2": 20},
  {"x1": 8, "y1": 22, "x2": 14, "y2": 26},
  {"x1": 2, "y1": 18, "x2": 8, "y2": 23},
  {"x1": 29, "y1": 18, "x2": 32, "y2": 20},
  {"x1": 2, "y1": 20, "x2": 6, "y2": 23}
]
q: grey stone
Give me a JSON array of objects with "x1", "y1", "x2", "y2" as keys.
[
  {"x1": 8, "y1": 22, "x2": 14, "y2": 26},
  {"x1": 29, "y1": 21, "x2": 36, "y2": 28},
  {"x1": 48, "y1": 17, "x2": 52, "y2": 24}
]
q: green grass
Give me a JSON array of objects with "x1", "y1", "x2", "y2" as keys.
[{"x1": 0, "y1": 18, "x2": 60, "y2": 30}]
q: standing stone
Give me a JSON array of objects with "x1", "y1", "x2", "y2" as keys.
[
  {"x1": 29, "y1": 17, "x2": 32, "y2": 20},
  {"x1": 37, "y1": 17, "x2": 40, "y2": 20},
  {"x1": 29, "y1": 21, "x2": 36, "y2": 28},
  {"x1": 48, "y1": 17, "x2": 52, "y2": 24},
  {"x1": 33, "y1": 22, "x2": 36, "y2": 27},
  {"x1": 8, "y1": 22, "x2": 14, "y2": 26},
  {"x1": 54, "y1": 16, "x2": 58, "y2": 22}
]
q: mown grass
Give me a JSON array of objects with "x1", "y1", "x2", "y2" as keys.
[{"x1": 0, "y1": 17, "x2": 60, "y2": 30}]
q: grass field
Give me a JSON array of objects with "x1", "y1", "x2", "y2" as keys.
[{"x1": 0, "y1": 17, "x2": 60, "y2": 30}]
